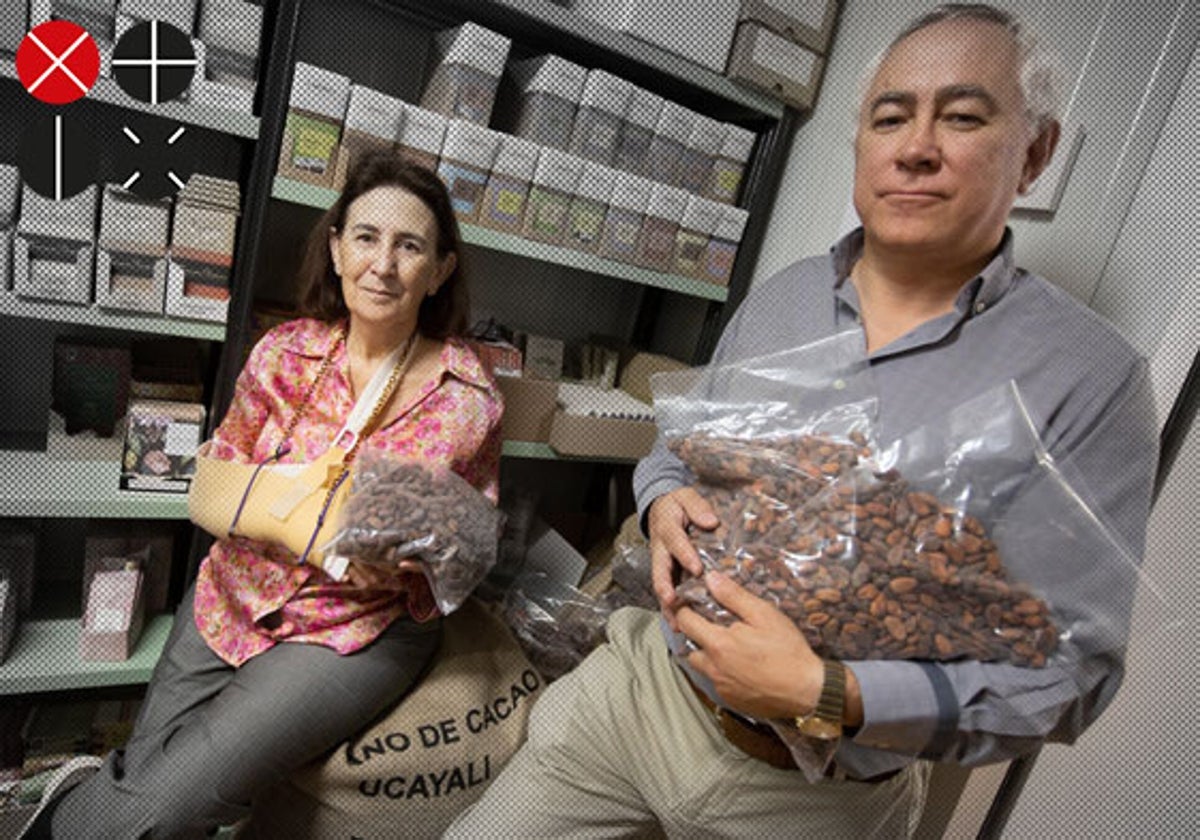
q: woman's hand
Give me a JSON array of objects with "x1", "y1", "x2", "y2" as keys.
[{"x1": 343, "y1": 558, "x2": 424, "y2": 590}]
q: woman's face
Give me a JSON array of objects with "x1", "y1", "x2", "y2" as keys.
[{"x1": 329, "y1": 185, "x2": 456, "y2": 338}]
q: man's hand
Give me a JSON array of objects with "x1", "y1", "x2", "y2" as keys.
[
  {"x1": 647, "y1": 488, "x2": 720, "y2": 627},
  {"x1": 677, "y1": 571, "x2": 825, "y2": 721}
]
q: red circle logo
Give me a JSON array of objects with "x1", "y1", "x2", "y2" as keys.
[{"x1": 16, "y1": 20, "x2": 101, "y2": 105}]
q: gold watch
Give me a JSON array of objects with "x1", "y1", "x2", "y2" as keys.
[{"x1": 796, "y1": 659, "x2": 846, "y2": 740}]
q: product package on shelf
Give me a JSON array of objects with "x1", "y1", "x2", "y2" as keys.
[
  {"x1": 278, "y1": 62, "x2": 351, "y2": 187},
  {"x1": 52, "y1": 1, "x2": 117, "y2": 42},
  {"x1": 568, "y1": 69, "x2": 632, "y2": 167},
  {"x1": 194, "y1": 0, "x2": 263, "y2": 113},
  {"x1": 332, "y1": 85, "x2": 405, "y2": 190},
  {"x1": 521, "y1": 333, "x2": 565, "y2": 381},
  {"x1": 726, "y1": 21, "x2": 827, "y2": 110},
  {"x1": 394, "y1": 104, "x2": 447, "y2": 173},
  {"x1": 436, "y1": 120, "x2": 501, "y2": 223},
  {"x1": 80, "y1": 566, "x2": 145, "y2": 661},
  {"x1": 13, "y1": 184, "x2": 97, "y2": 305},
  {"x1": 95, "y1": 184, "x2": 171, "y2": 314},
  {"x1": 0, "y1": 163, "x2": 18, "y2": 291},
  {"x1": 130, "y1": 335, "x2": 207, "y2": 403},
  {"x1": 643, "y1": 100, "x2": 693, "y2": 187},
  {"x1": 0, "y1": 524, "x2": 36, "y2": 616},
  {"x1": 494, "y1": 374, "x2": 558, "y2": 443},
  {"x1": 675, "y1": 114, "x2": 726, "y2": 194},
  {"x1": 707, "y1": 123, "x2": 756, "y2": 204},
  {"x1": 738, "y1": 0, "x2": 841, "y2": 54},
  {"x1": 613, "y1": 84, "x2": 662, "y2": 177},
  {"x1": 119, "y1": 398, "x2": 206, "y2": 492},
  {"x1": 117, "y1": 0, "x2": 194, "y2": 35},
  {"x1": 569, "y1": 0, "x2": 739, "y2": 74},
  {"x1": 503, "y1": 54, "x2": 587, "y2": 150},
  {"x1": 636, "y1": 182, "x2": 689, "y2": 272},
  {"x1": 477, "y1": 133, "x2": 539, "y2": 233},
  {"x1": 0, "y1": 577, "x2": 14, "y2": 663},
  {"x1": 166, "y1": 174, "x2": 240, "y2": 322},
  {"x1": 419, "y1": 21, "x2": 511, "y2": 127},
  {"x1": 673, "y1": 195, "x2": 724, "y2": 278},
  {"x1": 700, "y1": 204, "x2": 749, "y2": 287},
  {"x1": 596, "y1": 170, "x2": 652, "y2": 265},
  {"x1": 83, "y1": 520, "x2": 175, "y2": 614},
  {"x1": 565, "y1": 161, "x2": 616, "y2": 252},
  {"x1": 522, "y1": 147, "x2": 584, "y2": 245},
  {"x1": 0, "y1": 1, "x2": 30, "y2": 54},
  {"x1": 52, "y1": 339, "x2": 132, "y2": 438}
]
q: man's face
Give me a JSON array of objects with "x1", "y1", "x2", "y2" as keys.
[{"x1": 853, "y1": 18, "x2": 1041, "y2": 264}]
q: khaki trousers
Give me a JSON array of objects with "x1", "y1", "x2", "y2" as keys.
[{"x1": 446, "y1": 607, "x2": 929, "y2": 839}]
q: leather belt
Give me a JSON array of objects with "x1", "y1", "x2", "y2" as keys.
[{"x1": 686, "y1": 674, "x2": 902, "y2": 783}]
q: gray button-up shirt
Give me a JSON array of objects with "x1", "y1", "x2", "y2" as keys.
[{"x1": 634, "y1": 228, "x2": 1157, "y2": 775}]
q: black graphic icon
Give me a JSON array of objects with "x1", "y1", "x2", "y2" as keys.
[
  {"x1": 112, "y1": 20, "x2": 198, "y2": 104},
  {"x1": 114, "y1": 114, "x2": 195, "y2": 199},
  {"x1": 19, "y1": 112, "x2": 98, "y2": 200}
]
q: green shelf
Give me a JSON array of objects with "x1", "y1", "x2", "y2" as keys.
[
  {"x1": 272, "y1": 177, "x2": 729, "y2": 302},
  {"x1": 0, "y1": 614, "x2": 175, "y2": 695},
  {"x1": 501, "y1": 439, "x2": 640, "y2": 464},
  {"x1": 0, "y1": 293, "x2": 227, "y2": 341}
]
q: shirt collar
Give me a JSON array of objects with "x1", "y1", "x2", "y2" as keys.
[
  {"x1": 830, "y1": 226, "x2": 1020, "y2": 318},
  {"x1": 440, "y1": 337, "x2": 495, "y2": 390}
]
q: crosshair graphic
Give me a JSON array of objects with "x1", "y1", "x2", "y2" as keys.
[
  {"x1": 114, "y1": 114, "x2": 195, "y2": 199},
  {"x1": 15, "y1": 20, "x2": 101, "y2": 105},
  {"x1": 19, "y1": 112, "x2": 99, "y2": 200},
  {"x1": 112, "y1": 20, "x2": 198, "y2": 104}
]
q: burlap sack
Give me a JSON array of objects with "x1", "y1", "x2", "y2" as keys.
[{"x1": 245, "y1": 598, "x2": 543, "y2": 839}]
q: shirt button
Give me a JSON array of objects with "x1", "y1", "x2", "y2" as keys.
[{"x1": 974, "y1": 302, "x2": 986, "y2": 314}]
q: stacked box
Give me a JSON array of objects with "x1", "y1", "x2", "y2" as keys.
[
  {"x1": 0, "y1": 164, "x2": 18, "y2": 290},
  {"x1": 80, "y1": 567, "x2": 145, "y2": 661},
  {"x1": 119, "y1": 398, "x2": 206, "y2": 492},
  {"x1": 52, "y1": 0, "x2": 117, "y2": 41},
  {"x1": 673, "y1": 195, "x2": 724, "y2": 278},
  {"x1": 613, "y1": 85, "x2": 662, "y2": 177},
  {"x1": 477, "y1": 134, "x2": 539, "y2": 234},
  {"x1": 636, "y1": 182, "x2": 689, "y2": 272},
  {"x1": 419, "y1": 21, "x2": 511, "y2": 127},
  {"x1": 333, "y1": 86, "x2": 405, "y2": 189},
  {"x1": 568, "y1": 69, "x2": 632, "y2": 166},
  {"x1": 95, "y1": 185, "x2": 171, "y2": 313},
  {"x1": 569, "y1": 0, "x2": 738, "y2": 74},
  {"x1": 644, "y1": 101, "x2": 693, "y2": 187},
  {"x1": 738, "y1": 0, "x2": 840, "y2": 53},
  {"x1": 195, "y1": 0, "x2": 263, "y2": 113},
  {"x1": 83, "y1": 520, "x2": 174, "y2": 614},
  {"x1": 167, "y1": 175, "x2": 239, "y2": 322},
  {"x1": 726, "y1": 21, "x2": 826, "y2": 110},
  {"x1": 505, "y1": 54, "x2": 587, "y2": 150},
  {"x1": 436, "y1": 120, "x2": 501, "y2": 223},
  {"x1": 278, "y1": 62, "x2": 352, "y2": 187},
  {"x1": 700, "y1": 205, "x2": 750, "y2": 287},
  {"x1": 596, "y1": 171, "x2": 651, "y2": 264},
  {"x1": 706, "y1": 123, "x2": 756, "y2": 204},
  {"x1": 565, "y1": 161, "x2": 616, "y2": 253},
  {"x1": 395, "y1": 105, "x2": 447, "y2": 172},
  {"x1": 14, "y1": 184, "x2": 97, "y2": 305},
  {"x1": 0, "y1": 1, "x2": 30, "y2": 54},
  {"x1": 522, "y1": 148, "x2": 583, "y2": 245},
  {"x1": 675, "y1": 114, "x2": 726, "y2": 194}
]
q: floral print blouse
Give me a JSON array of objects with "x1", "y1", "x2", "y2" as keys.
[{"x1": 192, "y1": 318, "x2": 503, "y2": 667}]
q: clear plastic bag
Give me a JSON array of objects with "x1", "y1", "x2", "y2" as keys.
[
  {"x1": 321, "y1": 450, "x2": 503, "y2": 615},
  {"x1": 605, "y1": 543, "x2": 659, "y2": 611},
  {"x1": 502, "y1": 570, "x2": 613, "y2": 681},
  {"x1": 656, "y1": 357, "x2": 1161, "y2": 780}
]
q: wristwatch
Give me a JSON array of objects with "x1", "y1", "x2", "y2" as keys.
[{"x1": 796, "y1": 659, "x2": 846, "y2": 740}]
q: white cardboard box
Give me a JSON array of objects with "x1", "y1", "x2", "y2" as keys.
[
  {"x1": 726, "y1": 21, "x2": 826, "y2": 110},
  {"x1": 12, "y1": 236, "x2": 94, "y2": 304},
  {"x1": 570, "y1": 0, "x2": 739, "y2": 73},
  {"x1": 738, "y1": 0, "x2": 840, "y2": 53}
]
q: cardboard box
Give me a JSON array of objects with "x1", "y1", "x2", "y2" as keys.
[
  {"x1": 332, "y1": 85, "x2": 404, "y2": 189},
  {"x1": 726, "y1": 21, "x2": 826, "y2": 110},
  {"x1": 548, "y1": 410, "x2": 657, "y2": 461},
  {"x1": 495, "y1": 375, "x2": 558, "y2": 443},
  {"x1": 80, "y1": 568, "x2": 145, "y2": 661},
  {"x1": 570, "y1": 0, "x2": 738, "y2": 74},
  {"x1": 523, "y1": 334, "x2": 565, "y2": 380},
  {"x1": 83, "y1": 521, "x2": 174, "y2": 614},
  {"x1": 278, "y1": 63, "x2": 351, "y2": 187},
  {"x1": 119, "y1": 399, "x2": 205, "y2": 492},
  {"x1": 738, "y1": 0, "x2": 840, "y2": 53},
  {"x1": 12, "y1": 236, "x2": 95, "y2": 304},
  {"x1": 0, "y1": 1, "x2": 29, "y2": 53},
  {"x1": 420, "y1": 21, "x2": 511, "y2": 126}
]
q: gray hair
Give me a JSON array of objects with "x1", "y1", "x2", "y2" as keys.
[{"x1": 858, "y1": 4, "x2": 1062, "y2": 134}]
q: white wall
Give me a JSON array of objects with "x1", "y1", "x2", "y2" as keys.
[{"x1": 753, "y1": 1, "x2": 1199, "y2": 835}]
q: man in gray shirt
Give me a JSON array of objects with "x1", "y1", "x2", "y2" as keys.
[{"x1": 448, "y1": 5, "x2": 1156, "y2": 837}]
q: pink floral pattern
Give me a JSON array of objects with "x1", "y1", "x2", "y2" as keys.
[{"x1": 192, "y1": 318, "x2": 503, "y2": 666}]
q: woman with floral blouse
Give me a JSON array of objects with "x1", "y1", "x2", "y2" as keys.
[{"x1": 23, "y1": 151, "x2": 503, "y2": 839}]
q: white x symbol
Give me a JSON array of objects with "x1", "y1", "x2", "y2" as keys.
[{"x1": 26, "y1": 30, "x2": 91, "y2": 95}]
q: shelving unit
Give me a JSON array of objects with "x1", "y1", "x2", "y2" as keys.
[
  {"x1": 272, "y1": 176, "x2": 729, "y2": 302},
  {"x1": 0, "y1": 58, "x2": 260, "y2": 139},
  {"x1": 0, "y1": 614, "x2": 175, "y2": 695},
  {"x1": 0, "y1": 292, "x2": 227, "y2": 342}
]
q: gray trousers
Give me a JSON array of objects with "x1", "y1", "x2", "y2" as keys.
[{"x1": 51, "y1": 585, "x2": 441, "y2": 839}]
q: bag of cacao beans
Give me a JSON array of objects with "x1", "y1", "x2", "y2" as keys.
[
  {"x1": 321, "y1": 451, "x2": 505, "y2": 615},
  {"x1": 502, "y1": 570, "x2": 613, "y2": 682}
]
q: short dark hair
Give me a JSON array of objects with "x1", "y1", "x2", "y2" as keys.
[{"x1": 297, "y1": 149, "x2": 469, "y2": 339}]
